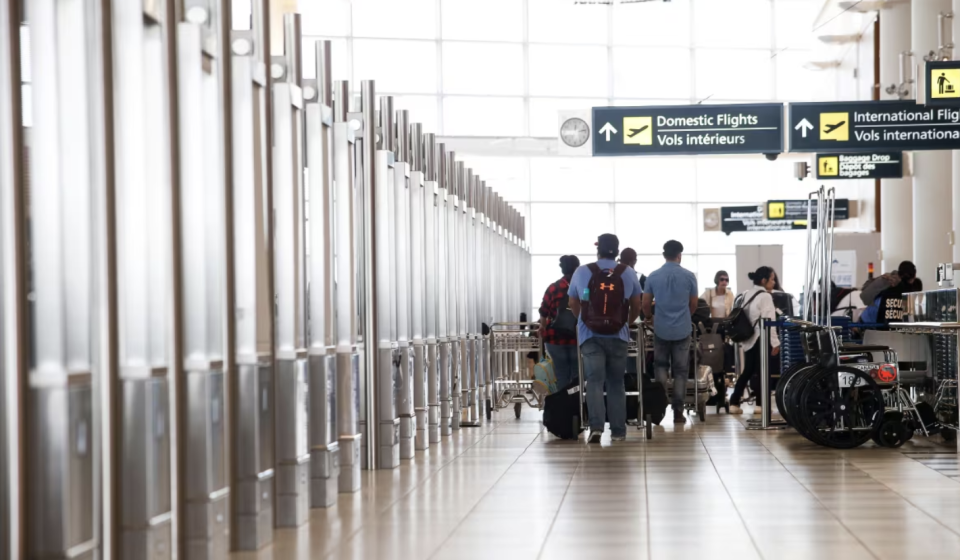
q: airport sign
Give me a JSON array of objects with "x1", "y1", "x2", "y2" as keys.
[
  {"x1": 815, "y1": 152, "x2": 903, "y2": 180},
  {"x1": 720, "y1": 205, "x2": 804, "y2": 234},
  {"x1": 592, "y1": 104, "x2": 783, "y2": 156},
  {"x1": 925, "y1": 60, "x2": 960, "y2": 107},
  {"x1": 789, "y1": 100, "x2": 960, "y2": 152},
  {"x1": 766, "y1": 199, "x2": 850, "y2": 222}
]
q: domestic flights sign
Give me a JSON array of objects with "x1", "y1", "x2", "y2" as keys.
[
  {"x1": 815, "y1": 152, "x2": 903, "y2": 180},
  {"x1": 789, "y1": 100, "x2": 960, "y2": 152},
  {"x1": 593, "y1": 104, "x2": 783, "y2": 156}
]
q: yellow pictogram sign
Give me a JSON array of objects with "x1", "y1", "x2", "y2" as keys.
[
  {"x1": 819, "y1": 156, "x2": 839, "y2": 177},
  {"x1": 767, "y1": 202, "x2": 785, "y2": 219},
  {"x1": 622, "y1": 116, "x2": 652, "y2": 145},
  {"x1": 819, "y1": 112, "x2": 849, "y2": 141},
  {"x1": 932, "y1": 68, "x2": 960, "y2": 98}
]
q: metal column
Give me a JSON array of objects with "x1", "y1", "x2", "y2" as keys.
[
  {"x1": 450, "y1": 159, "x2": 463, "y2": 431},
  {"x1": 270, "y1": 14, "x2": 309, "y2": 528},
  {"x1": 423, "y1": 135, "x2": 441, "y2": 445},
  {"x1": 24, "y1": 0, "x2": 106, "y2": 557},
  {"x1": 393, "y1": 111, "x2": 412, "y2": 464},
  {"x1": 332, "y1": 80, "x2": 361, "y2": 491},
  {"x1": 438, "y1": 149, "x2": 452, "y2": 437},
  {"x1": 228, "y1": 15, "x2": 276, "y2": 551},
  {"x1": 111, "y1": 0, "x2": 176, "y2": 555},
  {"x1": 458, "y1": 165, "x2": 475, "y2": 427},
  {"x1": 303, "y1": 40, "x2": 339, "y2": 508},
  {"x1": 175, "y1": 3, "x2": 230, "y2": 555},
  {"x1": 0, "y1": 0, "x2": 26, "y2": 555},
  {"x1": 374, "y1": 98, "x2": 399, "y2": 470},
  {"x1": 357, "y1": 80, "x2": 378, "y2": 471},
  {"x1": 409, "y1": 124, "x2": 428, "y2": 453}
]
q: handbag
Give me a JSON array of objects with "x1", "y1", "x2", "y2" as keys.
[{"x1": 724, "y1": 291, "x2": 765, "y2": 343}]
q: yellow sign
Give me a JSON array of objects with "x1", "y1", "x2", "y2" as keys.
[
  {"x1": 623, "y1": 116, "x2": 652, "y2": 145},
  {"x1": 819, "y1": 112, "x2": 849, "y2": 141},
  {"x1": 818, "y1": 156, "x2": 839, "y2": 177},
  {"x1": 768, "y1": 202, "x2": 785, "y2": 219},
  {"x1": 932, "y1": 68, "x2": 960, "y2": 98}
]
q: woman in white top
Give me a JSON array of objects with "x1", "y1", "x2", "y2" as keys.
[
  {"x1": 729, "y1": 266, "x2": 781, "y2": 415},
  {"x1": 701, "y1": 270, "x2": 734, "y2": 319}
]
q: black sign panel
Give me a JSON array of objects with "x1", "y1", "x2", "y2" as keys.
[
  {"x1": 815, "y1": 152, "x2": 902, "y2": 180},
  {"x1": 592, "y1": 104, "x2": 783, "y2": 156},
  {"x1": 789, "y1": 100, "x2": 960, "y2": 152},
  {"x1": 925, "y1": 61, "x2": 960, "y2": 107},
  {"x1": 766, "y1": 199, "x2": 850, "y2": 222},
  {"x1": 721, "y1": 205, "x2": 804, "y2": 234}
]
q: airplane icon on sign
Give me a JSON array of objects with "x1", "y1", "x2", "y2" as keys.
[
  {"x1": 823, "y1": 121, "x2": 845, "y2": 134},
  {"x1": 627, "y1": 125, "x2": 649, "y2": 138}
]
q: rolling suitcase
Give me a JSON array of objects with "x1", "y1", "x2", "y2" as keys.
[
  {"x1": 642, "y1": 376, "x2": 668, "y2": 425},
  {"x1": 542, "y1": 380, "x2": 583, "y2": 440}
]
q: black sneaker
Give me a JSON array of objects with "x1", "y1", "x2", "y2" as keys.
[
  {"x1": 673, "y1": 410, "x2": 686, "y2": 424},
  {"x1": 588, "y1": 430, "x2": 603, "y2": 443}
]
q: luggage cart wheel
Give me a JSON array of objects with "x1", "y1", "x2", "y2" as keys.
[
  {"x1": 645, "y1": 414, "x2": 653, "y2": 440},
  {"x1": 514, "y1": 402, "x2": 522, "y2": 419},
  {"x1": 697, "y1": 402, "x2": 706, "y2": 422}
]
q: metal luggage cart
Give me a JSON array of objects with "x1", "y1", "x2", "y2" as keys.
[
  {"x1": 577, "y1": 325, "x2": 654, "y2": 440},
  {"x1": 637, "y1": 325, "x2": 711, "y2": 423},
  {"x1": 491, "y1": 322, "x2": 543, "y2": 419}
]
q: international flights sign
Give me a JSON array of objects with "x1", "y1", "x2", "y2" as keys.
[
  {"x1": 789, "y1": 100, "x2": 960, "y2": 152},
  {"x1": 592, "y1": 104, "x2": 783, "y2": 156}
]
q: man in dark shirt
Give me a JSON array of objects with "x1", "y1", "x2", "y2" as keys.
[{"x1": 538, "y1": 255, "x2": 580, "y2": 389}]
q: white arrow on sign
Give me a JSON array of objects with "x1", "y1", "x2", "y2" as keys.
[
  {"x1": 795, "y1": 118, "x2": 814, "y2": 138},
  {"x1": 599, "y1": 122, "x2": 618, "y2": 142}
]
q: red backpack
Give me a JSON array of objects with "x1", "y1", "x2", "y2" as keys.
[{"x1": 581, "y1": 263, "x2": 629, "y2": 335}]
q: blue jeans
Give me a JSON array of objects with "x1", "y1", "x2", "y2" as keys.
[
  {"x1": 654, "y1": 335, "x2": 691, "y2": 411},
  {"x1": 545, "y1": 343, "x2": 578, "y2": 390},
  {"x1": 580, "y1": 337, "x2": 628, "y2": 437}
]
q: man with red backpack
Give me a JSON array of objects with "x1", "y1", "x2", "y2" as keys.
[{"x1": 568, "y1": 234, "x2": 643, "y2": 443}]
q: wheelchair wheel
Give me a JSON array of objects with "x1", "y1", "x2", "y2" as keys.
[
  {"x1": 797, "y1": 366, "x2": 884, "y2": 449},
  {"x1": 776, "y1": 361, "x2": 813, "y2": 426}
]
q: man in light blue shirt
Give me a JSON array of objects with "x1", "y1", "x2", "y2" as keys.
[
  {"x1": 568, "y1": 234, "x2": 642, "y2": 443},
  {"x1": 642, "y1": 240, "x2": 699, "y2": 424}
]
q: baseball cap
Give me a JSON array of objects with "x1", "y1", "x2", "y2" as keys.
[{"x1": 596, "y1": 233, "x2": 619, "y2": 257}]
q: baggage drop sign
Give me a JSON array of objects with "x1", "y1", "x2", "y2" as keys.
[
  {"x1": 815, "y1": 152, "x2": 903, "y2": 180},
  {"x1": 789, "y1": 100, "x2": 960, "y2": 152},
  {"x1": 592, "y1": 104, "x2": 784, "y2": 156}
]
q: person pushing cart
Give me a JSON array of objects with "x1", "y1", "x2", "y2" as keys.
[{"x1": 567, "y1": 233, "x2": 643, "y2": 443}]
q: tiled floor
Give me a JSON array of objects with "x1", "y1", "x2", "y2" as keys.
[{"x1": 233, "y1": 408, "x2": 960, "y2": 560}]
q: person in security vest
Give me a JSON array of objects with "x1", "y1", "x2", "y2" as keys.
[{"x1": 568, "y1": 234, "x2": 642, "y2": 443}]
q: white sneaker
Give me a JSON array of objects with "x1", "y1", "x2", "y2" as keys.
[{"x1": 729, "y1": 405, "x2": 744, "y2": 415}]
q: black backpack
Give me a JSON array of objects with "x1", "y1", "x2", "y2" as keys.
[
  {"x1": 551, "y1": 282, "x2": 578, "y2": 337},
  {"x1": 581, "y1": 263, "x2": 629, "y2": 335},
  {"x1": 725, "y1": 291, "x2": 765, "y2": 343}
]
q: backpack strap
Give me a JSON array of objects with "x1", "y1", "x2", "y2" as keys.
[
  {"x1": 741, "y1": 290, "x2": 764, "y2": 309},
  {"x1": 587, "y1": 263, "x2": 601, "y2": 275},
  {"x1": 610, "y1": 263, "x2": 628, "y2": 279}
]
